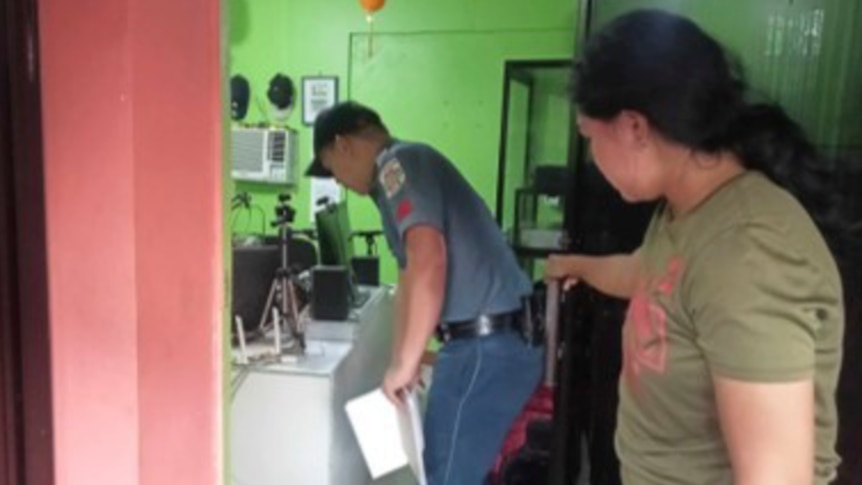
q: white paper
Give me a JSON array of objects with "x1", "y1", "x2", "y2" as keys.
[
  {"x1": 309, "y1": 177, "x2": 342, "y2": 222},
  {"x1": 345, "y1": 388, "x2": 427, "y2": 484},
  {"x1": 398, "y1": 390, "x2": 427, "y2": 484}
]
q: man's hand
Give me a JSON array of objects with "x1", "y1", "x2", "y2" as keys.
[{"x1": 382, "y1": 359, "x2": 420, "y2": 407}]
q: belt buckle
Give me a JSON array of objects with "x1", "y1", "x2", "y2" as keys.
[
  {"x1": 475, "y1": 315, "x2": 495, "y2": 337},
  {"x1": 435, "y1": 325, "x2": 450, "y2": 343}
]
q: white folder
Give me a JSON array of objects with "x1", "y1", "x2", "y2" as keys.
[{"x1": 345, "y1": 388, "x2": 427, "y2": 484}]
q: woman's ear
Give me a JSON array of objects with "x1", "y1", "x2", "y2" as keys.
[{"x1": 619, "y1": 110, "x2": 652, "y2": 149}]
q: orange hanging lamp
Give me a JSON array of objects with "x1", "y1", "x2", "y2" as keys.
[
  {"x1": 360, "y1": 0, "x2": 385, "y2": 14},
  {"x1": 359, "y1": 0, "x2": 386, "y2": 56}
]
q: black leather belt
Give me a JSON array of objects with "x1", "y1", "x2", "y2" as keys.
[{"x1": 436, "y1": 309, "x2": 522, "y2": 343}]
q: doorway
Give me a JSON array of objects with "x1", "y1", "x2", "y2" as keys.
[
  {"x1": 1, "y1": 0, "x2": 55, "y2": 483},
  {"x1": 496, "y1": 59, "x2": 574, "y2": 280}
]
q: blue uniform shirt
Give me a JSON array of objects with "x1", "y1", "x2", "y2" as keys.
[{"x1": 370, "y1": 140, "x2": 532, "y2": 323}]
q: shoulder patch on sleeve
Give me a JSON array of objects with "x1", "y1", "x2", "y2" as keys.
[
  {"x1": 396, "y1": 198, "x2": 414, "y2": 222},
  {"x1": 379, "y1": 158, "x2": 407, "y2": 198}
]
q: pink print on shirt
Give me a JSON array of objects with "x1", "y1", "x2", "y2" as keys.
[{"x1": 622, "y1": 256, "x2": 685, "y2": 397}]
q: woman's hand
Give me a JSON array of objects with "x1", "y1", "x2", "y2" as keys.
[
  {"x1": 544, "y1": 251, "x2": 642, "y2": 298},
  {"x1": 545, "y1": 254, "x2": 581, "y2": 290}
]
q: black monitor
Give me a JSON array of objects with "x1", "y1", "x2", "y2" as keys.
[
  {"x1": 315, "y1": 200, "x2": 354, "y2": 268},
  {"x1": 315, "y1": 201, "x2": 372, "y2": 308},
  {"x1": 231, "y1": 236, "x2": 318, "y2": 334}
]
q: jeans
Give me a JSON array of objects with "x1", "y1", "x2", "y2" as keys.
[{"x1": 424, "y1": 331, "x2": 544, "y2": 485}]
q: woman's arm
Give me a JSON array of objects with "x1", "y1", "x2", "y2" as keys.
[
  {"x1": 545, "y1": 250, "x2": 642, "y2": 299},
  {"x1": 714, "y1": 376, "x2": 814, "y2": 485}
]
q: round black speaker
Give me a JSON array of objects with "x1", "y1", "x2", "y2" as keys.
[
  {"x1": 230, "y1": 74, "x2": 250, "y2": 121},
  {"x1": 267, "y1": 73, "x2": 296, "y2": 111}
]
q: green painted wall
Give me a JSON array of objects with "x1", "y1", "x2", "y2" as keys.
[
  {"x1": 229, "y1": 0, "x2": 860, "y2": 285},
  {"x1": 229, "y1": 0, "x2": 577, "y2": 284},
  {"x1": 590, "y1": 0, "x2": 862, "y2": 153}
]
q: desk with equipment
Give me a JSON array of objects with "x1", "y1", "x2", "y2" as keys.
[{"x1": 230, "y1": 195, "x2": 408, "y2": 485}]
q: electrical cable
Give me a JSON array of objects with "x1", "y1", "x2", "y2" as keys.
[{"x1": 251, "y1": 203, "x2": 268, "y2": 234}]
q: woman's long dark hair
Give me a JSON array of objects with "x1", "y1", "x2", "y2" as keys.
[{"x1": 573, "y1": 9, "x2": 844, "y2": 234}]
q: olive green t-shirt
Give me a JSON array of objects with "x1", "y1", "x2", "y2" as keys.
[{"x1": 616, "y1": 171, "x2": 844, "y2": 485}]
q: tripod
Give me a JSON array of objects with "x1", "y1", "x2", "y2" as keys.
[{"x1": 257, "y1": 194, "x2": 305, "y2": 356}]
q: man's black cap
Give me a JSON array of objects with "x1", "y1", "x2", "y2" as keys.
[{"x1": 305, "y1": 101, "x2": 384, "y2": 178}]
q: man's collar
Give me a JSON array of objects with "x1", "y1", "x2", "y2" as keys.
[{"x1": 374, "y1": 137, "x2": 398, "y2": 168}]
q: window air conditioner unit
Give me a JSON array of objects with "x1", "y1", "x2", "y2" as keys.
[{"x1": 231, "y1": 127, "x2": 298, "y2": 185}]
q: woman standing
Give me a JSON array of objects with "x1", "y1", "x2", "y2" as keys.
[{"x1": 548, "y1": 10, "x2": 844, "y2": 485}]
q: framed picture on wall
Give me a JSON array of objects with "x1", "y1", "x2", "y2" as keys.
[{"x1": 302, "y1": 76, "x2": 339, "y2": 125}]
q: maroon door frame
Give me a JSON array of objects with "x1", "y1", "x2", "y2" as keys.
[
  {"x1": 1, "y1": 0, "x2": 55, "y2": 483},
  {"x1": 0, "y1": 0, "x2": 23, "y2": 477}
]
